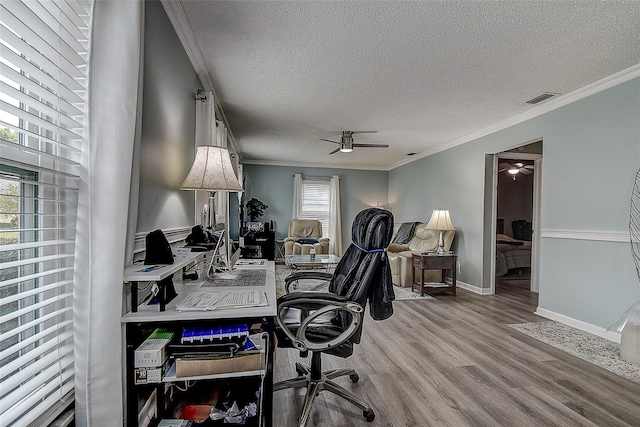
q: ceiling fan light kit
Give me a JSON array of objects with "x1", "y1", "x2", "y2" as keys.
[
  {"x1": 499, "y1": 161, "x2": 535, "y2": 180},
  {"x1": 320, "y1": 130, "x2": 388, "y2": 154}
]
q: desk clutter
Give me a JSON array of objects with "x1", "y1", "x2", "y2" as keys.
[
  {"x1": 133, "y1": 326, "x2": 265, "y2": 426},
  {"x1": 123, "y1": 258, "x2": 276, "y2": 426}
]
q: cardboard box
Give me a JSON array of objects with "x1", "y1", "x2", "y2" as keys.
[
  {"x1": 134, "y1": 366, "x2": 163, "y2": 384},
  {"x1": 135, "y1": 338, "x2": 169, "y2": 368},
  {"x1": 175, "y1": 352, "x2": 263, "y2": 378}
]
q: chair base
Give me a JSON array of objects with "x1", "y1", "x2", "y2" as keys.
[{"x1": 274, "y1": 352, "x2": 375, "y2": 427}]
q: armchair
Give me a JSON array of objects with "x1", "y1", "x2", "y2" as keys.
[
  {"x1": 274, "y1": 208, "x2": 394, "y2": 426},
  {"x1": 284, "y1": 219, "x2": 330, "y2": 256}
]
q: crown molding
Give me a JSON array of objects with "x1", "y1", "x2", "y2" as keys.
[
  {"x1": 389, "y1": 63, "x2": 640, "y2": 170},
  {"x1": 241, "y1": 158, "x2": 389, "y2": 171},
  {"x1": 160, "y1": 0, "x2": 240, "y2": 159}
]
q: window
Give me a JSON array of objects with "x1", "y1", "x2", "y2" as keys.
[
  {"x1": 0, "y1": 1, "x2": 91, "y2": 425},
  {"x1": 300, "y1": 180, "x2": 330, "y2": 237}
]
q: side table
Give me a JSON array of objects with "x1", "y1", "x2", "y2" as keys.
[{"x1": 411, "y1": 253, "x2": 457, "y2": 296}]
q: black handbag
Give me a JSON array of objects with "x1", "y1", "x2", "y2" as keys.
[{"x1": 144, "y1": 229, "x2": 174, "y2": 265}]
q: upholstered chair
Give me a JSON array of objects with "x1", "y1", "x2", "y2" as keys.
[{"x1": 284, "y1": 219, "x2": 330, "y2": 256}]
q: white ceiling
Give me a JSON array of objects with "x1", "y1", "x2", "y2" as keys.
[{"x1": 173, "y1": 1, "x2": 640, "y2": 170}]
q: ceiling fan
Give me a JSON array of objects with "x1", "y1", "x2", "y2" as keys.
[
  {"x1": 320, "y1": 130, "x2": 389, "y2": 154},
  {"x1": 498, "y1": 162, "x2": 534, "y2": 179}
]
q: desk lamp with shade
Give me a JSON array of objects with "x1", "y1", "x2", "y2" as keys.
[
  {"x1": 181, "y1": 146, "x2": 243, "y2": 275},
  {"x1": 425, "y1": 209, "x2": 455, "y2": 254}
]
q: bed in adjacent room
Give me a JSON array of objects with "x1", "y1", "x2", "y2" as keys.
[{"x1": 495, "y1": 234, "x2": 532, "y2": 277}]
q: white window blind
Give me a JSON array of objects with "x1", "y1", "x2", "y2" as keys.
[
  {"x1": 0, "y1": 1, "x2": 91, "y2": 426},
  {"x1": 300, "y1": 180, "x2": 330, "y2": 237}
]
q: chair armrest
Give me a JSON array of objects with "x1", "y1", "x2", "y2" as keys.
[
  {"x1": 276, "y1": 292, "x2": 364, "y2": 353},
  {"x1": 283, "y1": 237, "x2": 296, "y2": 243}
]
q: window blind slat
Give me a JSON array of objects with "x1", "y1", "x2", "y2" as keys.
[
  {"x1": 0, "y1": 139, "x2": 82, "y2": 168},
  {"x1": 0, "y1": 319, "x2": 73, "y2": 366},
  {"x1": 1, "y1": 3, "x2": 86, "y2": 78},
  {"x1": 0, "y1": 280, "x2": 72, "y2": 308},
  {"x1": 0, "y1": 252, "x2": 73, "y2": 270},
  {"x1": 8, "y1": 379, "x2": 74, "y2": 427},
  {"x1": 0, "y1": 239, "x2": 75, "y2": 253},
  {"x1": 0, "y1": 267, "x2": 74, "y2": 290},
  {"x1": 0, "y1": 101, "x2": 83, "y2": 142},
  {"x1": 0, "y1": 48, "x2": 85, "y2": 113},
  {"x1": 0, "y1": 345, "x2": 74, "y2": 416},
  {"x1": 0, "y1": 79, "x2": 84, "y2": 130},
  {"x1": 0, "y1": 120, "x2": 82, "y2": 155},
  {"x1": 0, "y1": 292, "x2": 73, "y2": 326},
  {"x1": 0, "y1": 334, "x2": 74, "y2": 393},
  {"x1": 0, "y1": 306, "x2": 71, "y2": 347}
]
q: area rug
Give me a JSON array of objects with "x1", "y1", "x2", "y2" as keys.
[
  {"x1": 275, "y1": 265, "x2": 432, "y2": 301},
  {"x1": 508, "y1": 321, "x2": 640, "y2": 385}
]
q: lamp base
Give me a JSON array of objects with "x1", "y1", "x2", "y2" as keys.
[{"x1": 435, "y1": 230, "x2": 446, "y2": 254}]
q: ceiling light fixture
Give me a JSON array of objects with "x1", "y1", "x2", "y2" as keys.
[{"x1": 340, "y1": 134, "x2": 354, "y2": 152}]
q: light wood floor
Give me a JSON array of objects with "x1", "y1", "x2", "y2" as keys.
[{"x1": 272, "y1": 283, "x2": 640, "y2": 427}]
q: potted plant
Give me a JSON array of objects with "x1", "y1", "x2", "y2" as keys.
[{"x1": 246, "y1": 198, "x2": 268, "y2": 222}]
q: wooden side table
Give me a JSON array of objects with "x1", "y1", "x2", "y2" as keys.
[{"x1": 411, "y1": 253, "x2": 457, "y2": 296}]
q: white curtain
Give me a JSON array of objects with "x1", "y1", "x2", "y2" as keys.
[
  {"x1": 329, "y1": 175, "x2": 343, "y2": 256},
  {"x1": 292, "y1": 173, "x2": 303, "y2": 218},
  {"x1": 74, "y1": 1, "x2": 144, "y2": 425}
]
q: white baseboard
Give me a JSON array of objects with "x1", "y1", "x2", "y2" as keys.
[
  {"x1": 457, "y1": 280, "x2": 491, "y2": 294},
  {"x1": 534, "y1": 307, "x2": 621, "y2": 344}
]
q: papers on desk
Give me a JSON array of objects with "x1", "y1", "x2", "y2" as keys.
[{"x1": 175, "y1": 290, "x2": 267, "y2": 312}]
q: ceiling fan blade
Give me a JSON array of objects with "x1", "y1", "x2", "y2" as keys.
[
  {"x1": 498, "y1": 169, "x2": 508, "y2": 173},
  {"x1": 350, "y1": 130, "x2": 378, "y2": 134},
  {"x1": 519, "y1": 168, "x2": 532, "y2": 175},
  {"x1": 524, "y1": 165, "x2": 534, "y2": 169},
  {"x1": 498, "y1": 162, "x2": 513, "y2": 170},
  {"x1": 352, "y1": 143, "x2": 389, "y2": 148},
  {"x1": 320, "y1": 138, "x2": 341, "y2": 145},
  {"x1": 328, "y1": 147, "x2": 341, "y2": 154}
]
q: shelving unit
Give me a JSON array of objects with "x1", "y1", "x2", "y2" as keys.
[{"x1": 122, "y1": 261, "x2": 277, "y2": 426}]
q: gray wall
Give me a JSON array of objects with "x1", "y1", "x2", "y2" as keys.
[
  {"x1": 389, "y1": 77, "x2": 640, "y2": 329},
  {"x1": 241, "y1": 164, "x2": 389, "y2": 249},
  {"x1": 136, "y1": 0, "x2": 200, "y2": 234}
]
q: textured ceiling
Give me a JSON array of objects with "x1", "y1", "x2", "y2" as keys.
[{"x1": 177, "y1": 1, "x2": 640, "y2": 170}]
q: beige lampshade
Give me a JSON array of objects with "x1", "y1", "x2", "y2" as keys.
[
  {"x1": 425, "y1": 210, "x2": 455, "y2": 231},
  {"x1": 180, "y1": 146, "x2": 243, "y2": 192}
]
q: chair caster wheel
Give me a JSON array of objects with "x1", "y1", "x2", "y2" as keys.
[
  {"x1": 349, "y1": 373, "x2": 359, "y2": 383},
  {"x1": 363, "y1": 409, "x2": 375, "y2": 422}
]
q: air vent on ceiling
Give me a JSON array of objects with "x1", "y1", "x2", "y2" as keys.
[
  {"x1": 407, "y1": 152, "x2": 417, "y2": 156},
  {"x1": 526, "y1": 92, "x2": 560, "y2": 105}
]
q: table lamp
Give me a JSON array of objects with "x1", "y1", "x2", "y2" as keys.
[
  {"x1": 181, "y1": 146, "x2": 243, "y2": 272},
  {"x1": 425, "y1": 209, "x2": 455, "y2": 254}
]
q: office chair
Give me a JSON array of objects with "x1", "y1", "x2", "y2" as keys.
[{"x1": 274, "y1": 208, "x2": 395, "y2": 426}]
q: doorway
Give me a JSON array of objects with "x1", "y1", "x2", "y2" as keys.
[{"x1": 489, "y1": 141, "x2": 542, "y2": 294}]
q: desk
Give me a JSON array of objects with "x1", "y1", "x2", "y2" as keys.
[
  {"x1": 411, "y1": 253, "x2": 457, "y2": 296},
  {"x1": 122, "y1": 261, "x2": 276, "y2": 426}
]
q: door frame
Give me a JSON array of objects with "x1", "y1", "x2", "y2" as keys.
[{"x1": 490, "y1": 150, "x2": 542, "y2": 294}]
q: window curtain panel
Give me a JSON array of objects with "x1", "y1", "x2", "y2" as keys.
[
  {"x1": 73, "y1": 1, "x2": 144, "y2": 425},
  {"x1": 329, "y1": 175, "x2": 343, "y2": 256},
  {"x1": 292, "y1": 173, "x2": 303, "y2": 219}
]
